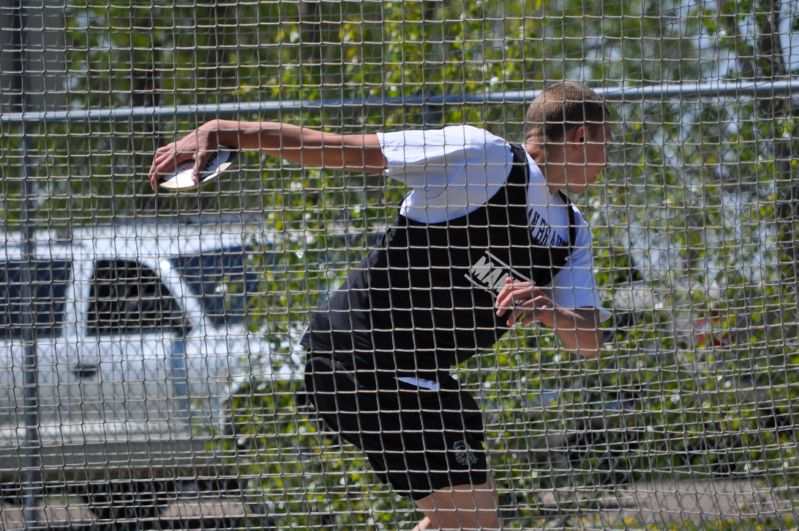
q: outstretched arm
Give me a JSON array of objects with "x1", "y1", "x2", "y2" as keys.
[
  {"x1": 495, "y1": 278, "x2": 604, "y2": 357},
  {"x1": 148, "y1": 119, "x2": 387, "y2": 190}
]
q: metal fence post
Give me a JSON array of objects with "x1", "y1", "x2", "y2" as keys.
[{"x1": 9, "y1": 2, "x2": 43, "y2": 527}]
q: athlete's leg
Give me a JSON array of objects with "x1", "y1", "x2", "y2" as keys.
[
  {"x1": 307, "y1": 356, "x2": 498, "y2": 528},
  {"x1": 413, "y1": 475, "x2": 499, "y2": 530}
]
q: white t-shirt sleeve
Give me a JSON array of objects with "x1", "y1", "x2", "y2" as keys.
[
  {"x1": 549, "y1": 219, "x2": 611, "y2": 323},
  {"x1": 375, "y1": 125, "x2": 514, "y2": 223}
]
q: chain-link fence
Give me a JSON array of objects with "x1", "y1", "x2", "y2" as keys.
[{"x1": 1, "y1": 0, "x2": 799, "y2": 529}]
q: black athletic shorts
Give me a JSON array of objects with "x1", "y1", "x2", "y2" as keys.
[{"x1": 304, "y1": 354, "x2": 488, "y2": 500}]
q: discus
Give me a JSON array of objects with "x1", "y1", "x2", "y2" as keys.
[{"x1": 159, "y1": 147, "x2": 237, "y2": 191}]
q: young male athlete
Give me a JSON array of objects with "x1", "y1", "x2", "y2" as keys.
[{"x1": 148, "y1": 81, "x2": 611, "y2": 530}]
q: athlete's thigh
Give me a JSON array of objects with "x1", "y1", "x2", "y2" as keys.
[
  {"x1": 389, "y1": 374, "x2": 489, "y2": 499},
  {"x1": 304, "y1": 354, "x2": 388, "y2": 446}
]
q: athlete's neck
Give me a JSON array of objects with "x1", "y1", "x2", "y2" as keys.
[{"x1": 525, "y1": 141, "x2": 565, "y2": 195}]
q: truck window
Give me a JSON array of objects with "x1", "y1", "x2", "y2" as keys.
[
  {"x1": 0, "y1": 260, "x2": 72, "y2": 340},
  {"x1": 87, "y1": 259, "x2": 187, "y2": 336},
  {"x1": 169, "y1": 246, "x2": 260, "y2": 328}
]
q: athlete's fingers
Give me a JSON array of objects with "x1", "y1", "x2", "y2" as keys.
[
  {"x1": 496, "y1": 291, "x2": 523, "y2": 317},
  {"x1": 496, "y1": 280, "x2": 540, "y2": 317},
  {"x1": 506, "y1": 303, "x2": 531, "y2": 326},
  {"x1": 148, "y1": 144, "x2": 177, "y2": 189},
  {"x1": 494, "y1": 277, "x2": 515, "y2": 308},
  {"x1": 148, "y1": 143, "x2": 195, "y2": 190},
  {"x1": 497, "y1": 292, "x2": 530, "y2": 318},
  {"x1": 507, "y1": 298, "x2": 534, "y2": 326},
  {"x1": 506, "y1": 294, "x2": 552, "y2": 326},
  {"x1": 495, "y1": 278, "x2": 529, "y2": 311}
]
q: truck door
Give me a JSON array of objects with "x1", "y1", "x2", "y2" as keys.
[{"x1": 74, "y1": 258, "x2": 189, "y2": 444}]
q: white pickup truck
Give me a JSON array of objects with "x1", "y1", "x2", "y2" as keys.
[{"x1": 0, "y1": 219, "x2": 301, "y2": 521}]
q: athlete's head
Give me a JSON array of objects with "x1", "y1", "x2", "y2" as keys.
[{"x1": 524, "y1": 82, "x2": 612, "y2": 194}]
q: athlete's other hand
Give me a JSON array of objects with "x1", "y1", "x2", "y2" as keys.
[{"x1": 495, "y1": 278, "x2": 555, "y2": 327}]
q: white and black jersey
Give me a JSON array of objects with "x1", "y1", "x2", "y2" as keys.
[{"x1": 302, "y1": 125, "x2": 607, "y2": 372}]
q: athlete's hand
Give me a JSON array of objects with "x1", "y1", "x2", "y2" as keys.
[
  {"x1": 495, "y1": 277, "x2": 556, "y2": 327},
  {"x1": 148, "y1": 123, "x2": 221, "y2": 191}
]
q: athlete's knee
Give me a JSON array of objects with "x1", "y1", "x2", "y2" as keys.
[
  {"x1": 415, "y1": 480, "x2": 500, "y2": 530},
  {"x1": 418, "y1": 507, "x2": 499, "y2": 531}
]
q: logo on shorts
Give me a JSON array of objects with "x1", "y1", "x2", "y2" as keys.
[{"x1": 453, "y1": 440, "x2": 478, "y2": 466}]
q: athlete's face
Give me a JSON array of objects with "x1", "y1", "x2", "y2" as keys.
[{"x1": 563, "y1": 124, "x2": 609, "y2": 194}]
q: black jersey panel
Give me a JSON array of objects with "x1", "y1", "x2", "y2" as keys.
[{"x1": 301, "y1": 143, "x2": 575, "y2": 370}]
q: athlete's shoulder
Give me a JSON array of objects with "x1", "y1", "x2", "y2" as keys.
[
  {"x1": 455, "y1": 124, "x2": 510, "y2": 146},
  {"x1": 435, "y1": 125, "x2": 513, "y2": 175},
  {"x1": 376, "y1": 124, "x2": 509, "y2": 152}
]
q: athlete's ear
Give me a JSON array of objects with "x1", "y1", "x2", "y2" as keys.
[
  {"x1": 564, "y1": 124, "x2": 586, "y2": 145},
  {"x1": 574, "y1": 125, "x2": 587, "y2": 143}
]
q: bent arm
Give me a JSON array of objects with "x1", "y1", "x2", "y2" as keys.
[
  {"x1": 209, "y1": 119, "x2": 387, "y2": 174},
  {"x1": 495, "y1": 279, "x2": 604, "y2": 357}
]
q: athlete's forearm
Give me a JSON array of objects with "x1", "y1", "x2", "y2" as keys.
[
  {"x1": 543, "y1": 308, "x2": 604, "y2": 357},
  {"x1": 202, "y1": 119, "x2": 387, "y2": 174}
]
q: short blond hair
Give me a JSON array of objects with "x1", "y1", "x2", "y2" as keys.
[{"x1": 524, "y1": 82, "x2": 610, "y2": 142}]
